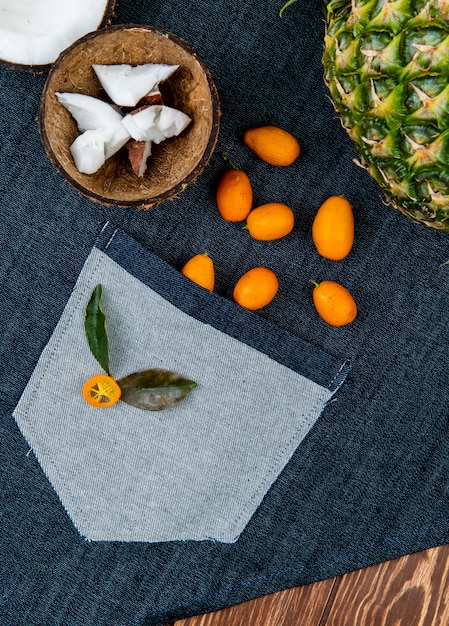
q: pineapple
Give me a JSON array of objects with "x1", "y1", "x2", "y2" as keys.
[{"x1": 284, "y1": 0, "x2": 449, "y2": 230}]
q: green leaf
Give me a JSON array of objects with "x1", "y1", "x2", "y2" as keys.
[
  {"x1": 117, "y1": 368, "x2": 197, "y2": 411},
  {"x1": 84, "y1": 284, "x2": 110, "y2": 375}
]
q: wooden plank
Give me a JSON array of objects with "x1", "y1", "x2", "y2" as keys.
[
  {"x1": 323, "y1": 545, "x2": 449, "y2": 626},
  {"x1": 171, "y1": 577, "x2": 338, "y2": 626}
]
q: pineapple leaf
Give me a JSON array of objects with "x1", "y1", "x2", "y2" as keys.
[{"x1": 84, "y1": 284, "x2": 111, "y2": 376}]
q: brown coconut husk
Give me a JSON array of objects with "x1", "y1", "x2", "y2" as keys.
[
  {"x1": 0, "y1": 0, "x2": 117, "y2": 73},
  {"x1": 38, "y1": 24, "x2": 221, "y2": 208}
]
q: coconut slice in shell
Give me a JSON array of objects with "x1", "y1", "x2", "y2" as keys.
[
  {"x1": 122, "y1": 105, "x2": 191, "y2": 143},
  {"x1": 127, "y1": 140, "x2": 153, "y2": 177},
  {"x1": 54, "y1": 92, "x2": 124, "y2": 131},
  {"x1": 70, "y1": 128, "x2": 113, "y2": 174},
  {"x1": 38, "y1": 25, "x2": 221, "y2": 208},
  {"x1": 0, "y1": 0, "x2": 116, "y2": 72},
  {"x1": 55, "y1": 92, "x2": 131, "y2": 158},
  {"x1": 92, "y1": 63, "x2": 179, "y2": 107}
]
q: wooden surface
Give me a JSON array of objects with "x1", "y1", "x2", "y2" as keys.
[{"x1": 169, "y1": 543, "x2": 449, "y2": 625}]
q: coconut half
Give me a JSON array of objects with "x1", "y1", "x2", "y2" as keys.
[
  {"x1": 0, "y1": 0, "x2": 116, "y2": 71},
  {"x1": 38, "y1": 25, "x2": 221, "y2": 208}
]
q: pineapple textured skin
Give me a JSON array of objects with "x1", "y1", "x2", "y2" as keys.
[{"x1": 323, "y1": 0, "x2": 449, "y2": 230}]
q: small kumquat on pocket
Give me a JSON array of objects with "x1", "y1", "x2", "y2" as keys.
[
  {"x1": 243, "y1": 126, "x2": 300, "y2": 166},
  {"x1": 245, "y1": 202, "x2": 294, "y2": 240},
  {"x1": 216, "y1": 169, "x2": 253, "y2": 222},
  {"x1": 82, "y1": 374, "x2": 122, "y2": 408},
  {"x1": 233, "y1": 267, "x2": 279, "y2": 310},
  {"x1": 311, "y1": 280, "x2": 357, "y2": 327},
  {"x1": 181, "y1": 252, "x2": 215, "y2": 291},
  {"x1": 312, "y1": 195, "x2": 354, "y2": 261}
]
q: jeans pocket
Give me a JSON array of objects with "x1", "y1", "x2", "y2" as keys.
[{"x1": 13, "y1": 223, "x2": 351, "y2": 543}]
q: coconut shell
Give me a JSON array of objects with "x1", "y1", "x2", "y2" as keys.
[{"x1": 38, "y1": 24, "x2": 221, "y2": 208}]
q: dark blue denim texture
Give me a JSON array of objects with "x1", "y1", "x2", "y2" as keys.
[{"x1": 1, "y1": 0, "x2": 449, "y2": 624}]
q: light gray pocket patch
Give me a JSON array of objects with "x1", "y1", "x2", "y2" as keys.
[{"x1": 14, "y1": 246, "x2": 347, "y2": 543}]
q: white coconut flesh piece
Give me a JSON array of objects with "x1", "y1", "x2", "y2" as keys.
[
  {"x1": 55, "y1": 91, "x2": 131, "y2": 159},
  {"x1": 122, "y1": 105, "x2": 192, "y2": 143},
  {"x1": 92, "y1": 63, "x2": 179, "y2": 107},
  {"x1": 55, "y1": 92, "x2": 123, "y2": 131},
  {"x1": 70, "y1": 128, "x2": 113, "y2": 174},
  {"x1": 0, "y1": 0, "x2": 112, "y2": 67}
]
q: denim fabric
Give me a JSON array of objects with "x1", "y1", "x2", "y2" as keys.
[
  {"x1": 13, "y1": 224, "x2": 349, "y2": 544},
  {"x1": 1, "y1": 0, "x2": 449, "y2": 624}
]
